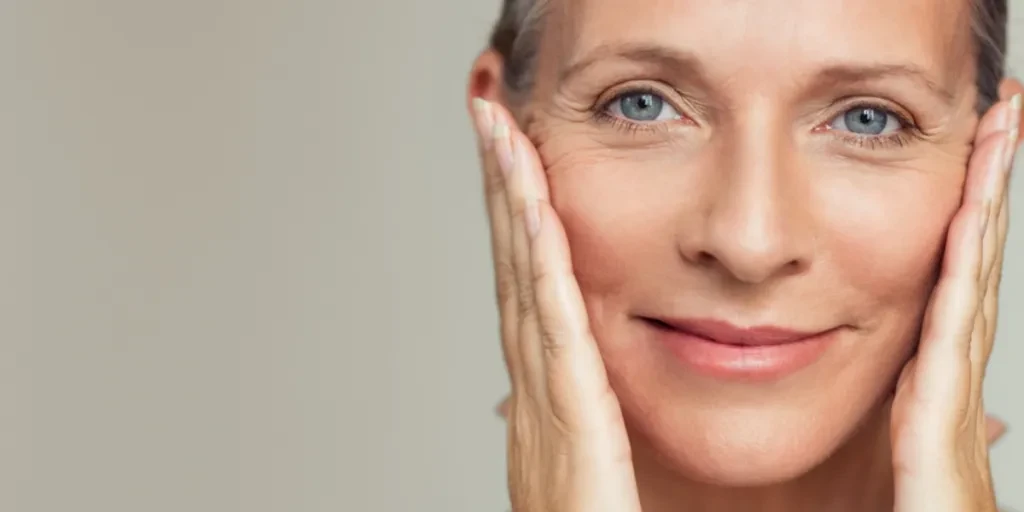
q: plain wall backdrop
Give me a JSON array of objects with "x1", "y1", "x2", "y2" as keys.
[{"x1": 3, "y1": 1, "x2": 1022, "y2": 511}]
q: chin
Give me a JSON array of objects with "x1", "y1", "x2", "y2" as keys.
[
  {"x1": 625, "y1": 404, "x2": 855, "y2": 486},
  {"x1": 605, "y1": 341, "x2": 898, "y2": 488},
  {"x1": 592, "y1": 308, "x2": 917, "y2": 488}
]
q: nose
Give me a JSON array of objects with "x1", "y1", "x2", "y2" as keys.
[{"x1": 677, "y1": 127, "x2": 813, "y2": 285}]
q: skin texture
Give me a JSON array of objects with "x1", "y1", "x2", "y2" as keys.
[{"x1": 467, "y1": 0, "x2": 1023, "y2": 510}]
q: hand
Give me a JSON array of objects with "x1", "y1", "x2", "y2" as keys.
[
  {"x1": 470, "y1": 98, "x2": 642, "y2": 512},
  {"x1": 890, "y1": 94, "x2": 1020, "y2": 512}
]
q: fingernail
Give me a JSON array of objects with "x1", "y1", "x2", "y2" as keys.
[
  {"x1": 472, "y1": 98, "x2": 494, "y2": 150},
  {"x1": 1009, "y1": 93, "x2": 1022, "y2": 128},
  {"x1": 493, "y1": 122, "x2": 514, "y2": 177}
]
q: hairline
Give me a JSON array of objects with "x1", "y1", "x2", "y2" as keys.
[{"x1": 490, "y1": 0, "x2": 1006, "y2": 113}]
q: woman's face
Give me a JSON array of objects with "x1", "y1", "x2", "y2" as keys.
[{"x1": 521, "y1": 0, "x2": 980, "y2": 485}]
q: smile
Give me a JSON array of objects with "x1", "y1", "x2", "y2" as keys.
[{"x1": 643, "y1": 317, "x2": 841, "y2": 380}]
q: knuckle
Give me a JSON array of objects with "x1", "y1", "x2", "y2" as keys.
[
  {"x1": 483, "y1": 170, "x2": 505, "y2": 198},
  {"x1": 530, "y1": 258, "x2": 550, "y2": 290},
  {"x1": 530, "y1": 251, "x2": 572, "y2": 292},
  {"x1": 494, "y1": 259, "x2": 518, "y2": 307},
  {"x1": 517, "y1": 283, "x2": 536, "y2": 319},
  {"x1": 532, "y1": 275, "x2": 577, "y2": 343},
  {"x1": 507, "y1": 197, "x2": 529, "y2": 227},
  {"x1": 538, "y1": 311, "x2": 569, "y2": 354}
]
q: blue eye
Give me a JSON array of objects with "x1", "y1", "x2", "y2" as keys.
[
  {"x1": 607, "y1": 92, "x2": 682, "y2": 122},
  {"x1": 830, "y1": 106, "x2": 902, "y2": 135}
]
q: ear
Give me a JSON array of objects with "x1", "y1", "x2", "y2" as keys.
[
  {"x1": 466, "y1": 49, "x2": 506, "y2": 115},
  {"x1": 999, "y1": 77, "x2": 1024, "y2": 147}
]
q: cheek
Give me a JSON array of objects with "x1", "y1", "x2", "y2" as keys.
[
  {"x1": 541, "y1": 145, "x2": 681, "y2": 303},
  {"x1": 550, "y1": 165, "x2": 646, "y2": 300},
  {"x1": 822, "y1": 170, "x2": 963, "y2": 323}
]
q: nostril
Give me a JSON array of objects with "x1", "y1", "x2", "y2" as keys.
[
  {"x1": 781, "y1": 258, "x2": 806, "y2": 276},
  {"x1": 696, "y1": 251, "x2": 717, "y2": 266}
]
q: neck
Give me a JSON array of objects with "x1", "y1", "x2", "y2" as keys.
[{"x1": 631, "y1": 405, "x2": 894, "y2": 512}]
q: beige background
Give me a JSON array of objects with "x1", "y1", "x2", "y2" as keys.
[{"x1": 3, "y1": 1, "x2": 1022, "y2": 511}]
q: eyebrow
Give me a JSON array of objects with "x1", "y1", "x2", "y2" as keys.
[
  {"x1": 812, "y1": 64, "x2": 956, "y2": 106},
  {"x1": 559, "y1": 43, "x2": 956, "y2": 106},
  {"x1": 559, "y1": 43, "x2": 708, "y2": 85}
]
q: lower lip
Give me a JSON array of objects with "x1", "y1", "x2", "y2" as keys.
[{"x1": 647, "y1": 322, "x2": 837, "y2": 380}]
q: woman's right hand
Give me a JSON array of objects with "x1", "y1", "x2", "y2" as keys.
[{"x1": 470, "y1": 98, "x2": 642, "y2": 512}]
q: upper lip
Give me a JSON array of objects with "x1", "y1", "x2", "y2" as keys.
[{"x1": 649, "y1": 317, "x2": 833, "y2": 346}]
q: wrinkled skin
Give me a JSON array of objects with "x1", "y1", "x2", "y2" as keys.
[{"x1": 468, "y1": 0, "x2": 1022, "y2": 510}]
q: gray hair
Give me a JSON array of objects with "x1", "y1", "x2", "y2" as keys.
[
  {"x1": 489, "y1": 0, "x2": 1008, "y2": 112},
  {"x1": 489, "y1": 0, "x2": 550, "y2": 106}
]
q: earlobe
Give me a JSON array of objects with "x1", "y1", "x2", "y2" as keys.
[{"x1": 467, "y1": 49, "x2": 506, "y2": 114}]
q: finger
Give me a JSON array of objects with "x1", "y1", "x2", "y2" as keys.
[
  {"x1": 981, "y1": 132, "x2": 1015, "y2": 344},
  {"x1": 528, "y1": 198, "x2": 621, "y2": 432},
  {"x1": 915, "y1": 131, "x2": 1008, "y2": 415},
  {"x1": 967, "y1": 130, "x2": 1012, "y2": 420},
  {"x1": 489, "y1": 106, "x2": 551, "y2": 201},
  {"x1": 976, "y1": 98, "x2": 1017, "y2": 144},
  {"x1": 979, "y1": 127, "x2": 1016, "y2": 291},
  {"x1": 529, "y1": 206, "x2": 646, "y2": 512},
  {"x1": 986, "y1": 415, "x2": 1008, "y2": 445},
  {"x1": 964, "y1": 98, "x2": 1016, "y2": 210},
  {"x1": 982, "y1": 195, "x2": 1010, "y2": 356},
  {"x1": 974, "y1": 193, "x2": 1011, "y2": 404},
  {"x1": 472, "y1": 99, "x2": 524, "y2": 387},
  {"x1": 974, "y1": 97, "x2": 1017, "y2": 274},
  {"x1": 492, "y1": 105, "x2": 551, "y2": 403},
  {"x1": 970, "y1": 128, "x2": 1017, "y2": 411}
]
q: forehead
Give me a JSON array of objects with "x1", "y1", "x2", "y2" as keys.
[{"x1": 557, "y1": 0, "x2": 973, "y2": 91}]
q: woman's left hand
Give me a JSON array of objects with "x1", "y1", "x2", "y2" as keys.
[{"x1": 889, "y1": 94, "x2": 1021, "y2": 512}]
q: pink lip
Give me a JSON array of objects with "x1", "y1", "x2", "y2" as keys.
[{"x1": 646, "y1": 318, "x2": 839, "y2": 380}]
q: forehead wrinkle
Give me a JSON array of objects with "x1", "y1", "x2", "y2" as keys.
[{"x1": 538, "y1": 0, "x2": 980, "y2": 118}]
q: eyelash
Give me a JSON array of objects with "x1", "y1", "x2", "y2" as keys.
[{"x1": 592, "y1": 89, "x2": 920, "y2": 150}]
